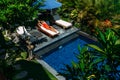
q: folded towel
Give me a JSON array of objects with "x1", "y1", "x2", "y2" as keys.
[{"x1": 55, "y1": 19, "x2": 72, "y2": 28}]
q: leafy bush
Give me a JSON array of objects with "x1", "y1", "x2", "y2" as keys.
[
  {"x1": 58, "y1": 0, "x2": 120, "y2": 34},
  {"x1": 0, "y1": 29, "x2": 28, "y2": 79},
  {"x1": 61, "y1": 28, "x2": 120, "y2": 80},
  {"x1": 0, "y1": 0, "x2": 42, "y2": 32}
]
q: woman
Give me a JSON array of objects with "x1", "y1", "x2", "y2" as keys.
[{"x1": 38, "y1": 20, "x2": 57, "y2": 33}]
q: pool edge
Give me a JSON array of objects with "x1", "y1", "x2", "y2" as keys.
[{"x1": 36, "y1": 59, "x2": 66, "y2": 80}]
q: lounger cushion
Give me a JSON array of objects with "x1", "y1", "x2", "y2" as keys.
[
  {"x1": 42, "y1": 22, "x2": 50, "y2": 29},
  {"x1": 37, "y1": 21, "x2": 59, "y2": 37},
  {"x1": 55, "y1": 19, "x2": 72, "y2": 28},
  {"x1": 40, "y1": 25, "x2": 59, "y2": 36}
]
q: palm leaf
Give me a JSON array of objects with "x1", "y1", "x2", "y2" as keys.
[
  {"x1": 71, "y1": 61, "x2": 78, "y2": 69},
  {"x1": 97, "y1": 29, "x2": 106, "y2": 44},
  {"x1": 87, "y1": 44, "x2": 105, "y2": 54},
  {"x1": 79, "y1": 60, "x2": 85, "y2": 72},
  {"x1": 89, "y1": 57, "x2": 104, "y2": 69}
]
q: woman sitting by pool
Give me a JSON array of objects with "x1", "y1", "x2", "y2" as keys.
[{"x1": 37, "y1": 20, "x2": 59, "y2": 37}]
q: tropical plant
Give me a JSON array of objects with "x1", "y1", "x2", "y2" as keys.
[
  {"x1": 0, "y1": 1, "x2": 42, "y2": 78},
  {"x1": 61, "y1": 28, "x2": 120, "y2": 79},
  {"x1": 58, "y1": 0, "x2": 120, "y2": 34},
  {"x1": 61, "y1": 45, "x2": 97, "y2": 80},
  {"x1": 0, "y1": 28, "x2": 28, "y2": 79},
  {"x1": 0, "y1": 0, "x2": 43, "y2": 35},
  {"x1": 87, "y1": 28, "x2": 120, "y2": 79},
  {"x1": 57, "y1": 0, "x2": 75, "y2": 23}
]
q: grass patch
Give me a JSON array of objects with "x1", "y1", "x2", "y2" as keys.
[{"x1": 12, "y1": 60, "x2": 57, "y2": 80}]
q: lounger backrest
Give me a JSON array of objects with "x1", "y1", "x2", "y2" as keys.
[{"x1": 16, "y1": 26, "x2": 31, "y2": 36}]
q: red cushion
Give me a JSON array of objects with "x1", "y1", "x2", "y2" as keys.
[{"x1": 42, "y1": 22, "x2": 50, "y2": 29}]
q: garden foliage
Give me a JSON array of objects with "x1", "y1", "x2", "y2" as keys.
[
  {"x1": 0, "y1": 0, "x2": 42, "y2": 79},
  {"x1": 58, "y1": 0, "x2": 120, "y2": 34},
  {"x1": 62, "y1": 29, "x2": 120, "y2": 80},
  {"x1": 0, "y1": 0, "x2": 43, "y2": 31}
]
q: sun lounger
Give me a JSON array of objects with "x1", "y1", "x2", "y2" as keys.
[
  {"x1": 16, "y1": 26, "x2": 37, "y2": 44},
  {"x1": 55, "y1": 19, "x2": 72, "y2": 29},
  {"x1": 53, "y1": 14, "x2": 72, "y2": 29},
  {"x1": 37, "y1": 21, "x2": 59, "y2": 37},
  {"x1": 16, "y1": 26, "x2": 31, "y2": 36}
]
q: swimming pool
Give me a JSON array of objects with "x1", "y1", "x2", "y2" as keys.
[{"x1": 42, "y1": 35, "x2": 95, "y2": 73}]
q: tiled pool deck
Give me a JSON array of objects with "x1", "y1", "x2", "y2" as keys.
[{"x1": 31, "y1": 25, "x2": 79, "y2": 56}]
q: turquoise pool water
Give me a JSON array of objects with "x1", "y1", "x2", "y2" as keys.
[{"x1": 42, "y1": 35, "x2": 95, "y2": 73}]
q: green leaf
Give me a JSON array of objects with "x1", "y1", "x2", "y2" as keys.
[
  {"x1": 78, "y1": 45, "x2": 81, "y2": 53},
  {"x1": 97, "y1": 28, "x2": 106, "y2": 43},
  {"x1": 78, "y1": 45, "x2": 88, "y2": 54},
  {"x1": 115, "y1": 39, "x2": 120, "y2": 45},
  {"x1": 104, "y1": 65, "x2": 111, "y2": 72},
  {"x1": 87, "y1": 44, "x2": 105, "y2": 53},
  {"x1": 81, "y1": 46, "x2": 88, "y2": 54},
  {"x1": 21, "y1": 52, "x2": 27, "y2": 59},
  {"x1": 80, "y1": 60, "x2": 85, "y2": 72},
  {"x1": 71, "y1": 61, "x2": 78, "y2": 69},
  {"x1": 107, "y1": 30, "x2": 112, "y2": 40},
  {"x1": 89, "y1": 57, "x2": 104, "y2": 69}
]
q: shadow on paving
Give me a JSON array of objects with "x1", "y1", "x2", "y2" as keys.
[{"x1": 13, "y1": 60, "x2": 57, "y2": 80}]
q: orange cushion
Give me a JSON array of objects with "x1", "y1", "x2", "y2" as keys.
[{"x1": 42, "y1": 22, "x2": 50, "y2": 29}]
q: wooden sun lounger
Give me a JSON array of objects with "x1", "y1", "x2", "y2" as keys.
[{"x1": 37, "y1": 21, "x2": 59, "y2": 37}]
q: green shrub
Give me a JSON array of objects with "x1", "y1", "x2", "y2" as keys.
[{"x1": 61, "y1": 28, "x2": 120, "y2": 80}]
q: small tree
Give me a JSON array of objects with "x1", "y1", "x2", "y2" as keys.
[{"x1": 0, "y1": 0, "x2": 43, "y2": 33}]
